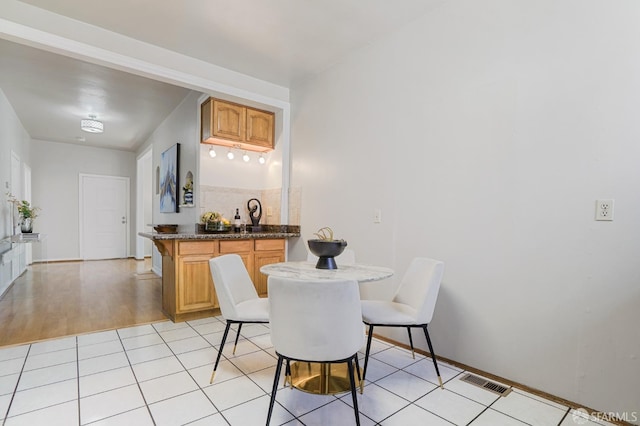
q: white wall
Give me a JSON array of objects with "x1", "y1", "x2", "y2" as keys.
[
  {"x1": 138, "y1": 91, "x2": 201, "y2": 230},
  {"x1": 0, "y1": 89, "x2": 31, "y2": 239},
  {"x1": 199, "y1": 144, "x2": 275, "y2": 190},
  {"x1": 290, "y1": 0, "x2": 640, "y2": 419},
  {"x1": 31, "y1": 140, "x2": 136, "y2": 261},
  {"x1": 142, "y1": 151, "x2": 152, "y2": 257}
]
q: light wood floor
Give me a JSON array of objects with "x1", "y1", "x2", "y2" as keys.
[{"x1": 0, "y1": 258, "x2": 168, "y2": 347}]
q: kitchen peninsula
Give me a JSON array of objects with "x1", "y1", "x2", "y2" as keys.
[{"x1": 140, "y1": 226, "x2": 299, "y2": 322}]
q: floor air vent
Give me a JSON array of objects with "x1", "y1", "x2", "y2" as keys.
[{"x1": 460, "y1": 373, "x2": 512, "y2": 397}]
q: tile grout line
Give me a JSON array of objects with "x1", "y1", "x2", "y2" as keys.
[
  {"x1": 188, "y1": 318, "x2": 314, "y2": 425},
  {"x1": 115, "y1": 327, "x2": 158, "y2": 426},
  {"x1": 1, "y1": 344, "x2": 32, "y2": 426},
  {"x1": 74, "y1": 330, "x2": 158, "y2": 425},
  {"x1": 77, "y1": 329, "x2": 155, "y2": 426},
  {"x1": 75, "y1": 336, "x2": 81, "y2": 426},
  {"x1": 463, "y1": 375, "x2": 509, "y2": 426},
  {"x1": 152, "y1": 319, "x2": 227, "y2": 424},
  {"x1": 187, "y1": 319, "x2": 279, "y2": 424},
  {"x1": 557, "y1": 408, "x2": 571, "y2": 425}
]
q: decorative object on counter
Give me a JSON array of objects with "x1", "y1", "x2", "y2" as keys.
[
  {"x1": 247, "y1": 198, "x2": 262, "y2": 231},
  {"x1": 202, "y1": 211, "x2": 231, "y2": 233},
  {"x1": 201, "y1": 211, "x2": 220, "y2": 223},
  {"x1": 160, "y1": 143, "x2": 180, "y2": 213},
  {"x1": 7, "y1": 192, "x2": 40, "y2": 234},
  {"x1": 193, "y1": 223, "x2": 300, "y2": 235},
  {"x1": 182, "y1": 171, "x2": 194, "y2": 205},
  {"x1": 205, "y1": 221, "x2": 231, "y2": 233},
  {"x1": 153, "y1": 224, "x2": 178, "y2": 234},
  {"x1": 234, "y1": 208, "x2": 242, "y2": 233},
  {"x1": 307, "y1": 227, "x2": 348, "y2": 270}
]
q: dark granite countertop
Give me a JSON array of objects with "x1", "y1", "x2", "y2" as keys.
[{"x1": 139, "y1": 224, "x2": 300, "y2": 241}]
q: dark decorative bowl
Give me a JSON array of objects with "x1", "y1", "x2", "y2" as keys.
[
  {"x1": 308, "y1": 239, "x2": 347, "y2": 270},
  {"x1": 154, "y1": 224, "x2": 178, "y2": 234}
]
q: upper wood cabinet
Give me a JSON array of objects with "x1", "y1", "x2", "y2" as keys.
[
  {"x1": 211, "y1": 100, "x2": 245, "y2": 142},
  {"x1": 246, "y1": 108, "x2": 274, "y2": 149},
  {"x1": 201, "y1": 97, "x2": 274, "y2": 152}
]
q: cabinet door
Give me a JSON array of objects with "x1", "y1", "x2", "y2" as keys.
[
  {"x1": 246, "y1": 108, "x2": 274, "y2": 149},
  {"x1": 201, "y1": 98, "x2": 213, "y2": 141},
  {"x1": 253, "y1": 250, "x2": 284, "y2": 297},
  {"x1": 177, "y1": 255, "x2": 217, "y2": 313},
  {"x1": 219, "y1": 240, "x2": 254, "y2": 281},
  {"x1": 213, "y1": 100, "x2": 245, "y2": 142}
]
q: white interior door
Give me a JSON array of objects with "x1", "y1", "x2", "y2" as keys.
[
  {"x1": 80, "y1": 174, "x2": 129, "y2": 260},
  {"x1": 135, "y1": 148, "x2": 153, "y2": 260}
]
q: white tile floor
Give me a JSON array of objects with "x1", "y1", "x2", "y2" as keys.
[{"x1": 0, "y1": 316, "x2": 616, "y2": 426}]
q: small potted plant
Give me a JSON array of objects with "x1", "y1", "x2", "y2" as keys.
[{"x1": 7, "y1": 192, "x2": 41, "y2": 233}]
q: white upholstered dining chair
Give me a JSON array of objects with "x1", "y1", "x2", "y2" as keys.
[
  {"x1": 266, "y1": 276, "x2": 364, "y2": 426},
  {"x1": 360, "y1": 257, "x2": 445, "y2": 389},
  {"x1": 208, "y1": 254, "x2": 269, "y2": 383}
]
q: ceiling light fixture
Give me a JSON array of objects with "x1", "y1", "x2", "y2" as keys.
[
  {"x1": 208, "y1": 147, "x2": 217, "y2": 158},
  {"x1": 80, "y1": 114, "x2": 104, "y2": 133},
  {"x1": 227, "y1": 149, "x2": 235, "y2": 160},
  {"x1": 242, "y1": 152, "x2": 250, "y2": 162},
  {"x1": 258, "y1": 154, "x2": 266, "y2": 165}
]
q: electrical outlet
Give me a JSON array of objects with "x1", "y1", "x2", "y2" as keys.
[
  {"x1": 595, "y1": 199, "x2": 614, "y2": 221},
  {"x1": 266, "y1": 206, "x2": 273, "y2": 216},
  {"x1": 373, "y1": 208, "x2": 382, "y2": 224}
]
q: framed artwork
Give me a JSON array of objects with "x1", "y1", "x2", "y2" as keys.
[{"x1": 160, "y1": 143, "x2": 180, "y2": 213}]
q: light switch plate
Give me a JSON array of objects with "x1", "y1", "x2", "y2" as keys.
[
  {"x1": 595, "y1": 199, "x2": 614, "y2": 221},
  {"x1": 373, "y1": 208, "x2": 382, "y2": 224}
]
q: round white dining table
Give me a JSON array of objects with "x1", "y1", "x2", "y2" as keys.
[
  {"x1": 260, "y1": 261, "x2": 393, "y2": 282},
  {"x1": 260, "y1": 260, "x2": 394, "y2": 395}
]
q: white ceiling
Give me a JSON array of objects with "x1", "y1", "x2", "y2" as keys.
[
  {"x1": 0, "y1": 39, "x2": 192, "y2": 151},
  {"x1": 1, "y1": 0, "x2": 446, "y2": 151}
]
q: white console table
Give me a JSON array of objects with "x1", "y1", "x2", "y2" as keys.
[{"x1": 0, "y1": 234, "x2": 47, "y2": 298}]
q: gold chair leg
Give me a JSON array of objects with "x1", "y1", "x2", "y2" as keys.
[
  {"x1": 438, "y1": 375, "x2": 443, "y2": 389},
  {"x1": 232, "y1": 343, "x2": 237, "y2": 355},
  {"x1": 282, "y1": 361, "x2": 292, "y2": 388},
  {"x1": 209, "y1": 370, "x2": 216, "y2": 384}
]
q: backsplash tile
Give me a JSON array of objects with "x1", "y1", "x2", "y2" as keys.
[{"x1": 199, "y1": 186, "x2": 301, "y2": 226}]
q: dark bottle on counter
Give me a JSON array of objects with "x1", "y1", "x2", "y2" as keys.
[{"x1": 234, "y1": 208, "x2": 241, "y2": 232}]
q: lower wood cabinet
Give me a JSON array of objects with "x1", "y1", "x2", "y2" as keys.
[
  {"x1": 156, "y1": 238, "x2": 286, "y2": 321},
  {"x1": 176, "y1": 254, "x2": 217, "y2": 313},
  {"x1": 253, "y1": 239, "x2": 285, "y2": 296},
  {"x1": 219, "y1": 240, "x2": 254, "y2": 279}
]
